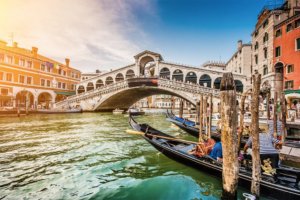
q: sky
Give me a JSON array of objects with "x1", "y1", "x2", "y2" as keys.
[{"x1": 0, "y1": 0, "x2": 283, "y2": 72}]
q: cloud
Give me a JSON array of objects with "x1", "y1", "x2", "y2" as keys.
[{"x1": 0, "y1": 0, "x2": 154, "y2": 72}]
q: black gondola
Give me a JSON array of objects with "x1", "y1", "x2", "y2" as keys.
[
  {"x1": 166, "y1": 110, "x2": 248, "y2": 146},
  {"x1": 129, "y1": 115, "x2": 300, "y2": 199}
]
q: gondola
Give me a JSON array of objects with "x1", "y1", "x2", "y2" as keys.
[
  {"x1": 166, "y1": 110, "x2": 248, "y2": 146},
  {"x1": 129, "y1": 115, "x2": 300, "y2": 199}
]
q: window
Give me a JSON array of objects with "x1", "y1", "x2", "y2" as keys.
[
  {"x1": 275, "y1": 29, "x2": 282, "y2": 37},
  {"x1": 275, "y1": 14, "x2": 280, "y2": 20},
  {"x1": 0, "y1": 53, "x2": 4, "y2": 62},
  {"x1": 287, "y1": 65, "x2": 294, "y2": 73},
  {"x1": 20, "y1": 59, "x2": 25, "y2": 66},
  {"x1": 286, "y1": 23, "x2": 293, "y2": 32},
  {"x1": 263, "y1": 19, "x2": 269, "y2": 28},
  {"x1": 263, "y1": 65, "x2": 268, "y2": 75},
  {"x1": 41, "y1": 79, "x2": 45, "y2": 86},
  {"x1": 62, "y1": 83, "x2": 66, "y2": 89},
  {"x1": 47, "y1": 80, "x2": 51, "y2": 87},
  {"x1": 264, "y1": 48, "x2": 268, "y2": 59},
  {"x1": 58, "y1": 82, "x2": 61, "y2": 88},
  {"x1": 275, "y1": 46, "x2": 281, "y2": 57},
  {"x1": 27, "y1": 77, "x2": 32, "y2": 85},
  {"x1": 0, "y1": 88, "x2": 8, "y2": 95},
  {"x1": 255, "y1": 55, "x2": 258, "y2": 64},
  {"x1": 6, "y1": 56, "x2": 13, "y2": 64},
  {"x1": 254, "y1": 42, "x2": 259, "y2": 50},
  {"x1": 296, "y1": 19, "x2": 300, "y2": 28},
  {"x1": 263, "y1": 33, "x2": 269, "y2": 42},
  {"x1": 285, "y1": 80, "x2": 294, "y2": 89},
  {"x1": 0, "y1": 71, "x2": 3, "y2": 80},
  {"x1": 19, "y1": 75, "x2": 25, "y2": 83},
  {"x1": 26, "y1": 61, "x2": 32, "y2": 68},
  {"x1": 41, "y1": 64, "x2": 45, "y2": 71},
  {"x1": 6, "y1": 73, "x2": 12, "y2": 81},
  {"x1": 296, "y1": 38, "x2": 300, "y2": 50},
  {"x1": 46, "y1": 65, "x2": 51, "y2": 73}
]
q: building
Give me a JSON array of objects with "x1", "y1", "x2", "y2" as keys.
[
  {"x1": 0, "y1": 40, "x2": 81, "y2": 109},
  {"x1": 273, "y1": 8, "x2": 300, "y2": 106},
  {"x1": 251, "y1": 0, "x2": 300, "y2": 92},
  {"x1": 226, "y1": 40, "x2": 252, "y2": 77}
]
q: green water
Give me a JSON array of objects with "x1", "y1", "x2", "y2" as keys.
[{"x1": 0, "y1": 113, "x2": 267, "y2": 200}]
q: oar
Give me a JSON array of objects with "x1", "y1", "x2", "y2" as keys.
[{"x1": 126, "y1": 129, "x2": 198, "y2": 145}]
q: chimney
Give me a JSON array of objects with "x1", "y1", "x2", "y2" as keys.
[
  {"x1": 13, "y1": 42, "x2": 18, "y2": 48},
  {"x1": 237, "y1": 40, "x2": 242, "y2": 50},
  {"x1": 32, "y1": 47, "x2": 38, "y2": 58},
  {"x1": 65, "y1": 58, "x2": 70, "y2": 67}
]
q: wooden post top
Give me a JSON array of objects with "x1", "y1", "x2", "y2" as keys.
[{"x1": 220, "y1": 73, "x2": 235, "y2": 91}]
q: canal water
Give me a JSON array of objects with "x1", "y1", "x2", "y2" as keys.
[{"x1": 0, "y1": 113, "x2": 269, "y2": 200}]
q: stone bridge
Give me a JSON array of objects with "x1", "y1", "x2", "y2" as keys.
[{"x1": 54, "y1": 50, "x2": 249, "y2": 111}]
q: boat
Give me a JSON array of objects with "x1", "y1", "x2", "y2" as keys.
[
  {"x1": 112, "y1": 108, "x2": 124, "y2": 114},
  {"x1": 129, "y1": 115, "x2": 300, "y2": 199},
  {"x1": 166, "y1": 110, "x2": 248, "y2": 146},
  {"x1": 126, "y1": 108, "x2": 145, "y2": 116}
]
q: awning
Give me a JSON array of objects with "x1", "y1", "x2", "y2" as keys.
[
  {"x1": 54, "y1": 91, "x2": 76, "y2": 96},
  {"x1": 284, "y1": 89, "x2": 300, "y2": 95}
]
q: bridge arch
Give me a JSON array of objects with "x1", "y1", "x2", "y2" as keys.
[
  {"x1": 213, "y1": 77, "x2": 222, "y2": 89},
  {"x1": 115, "y1": 73, "x2": 124, "y2": 82},
  {"x1": 234, "y1": 80, "x2": 244, "y2": 93},
  {"x1": 185, "y1": 71, "x2": 197, "y2": 84},
  {"x1": 126, "y1": 69, "x2": 135, "y2": 79},
  {"x1": 94, "y1": 87, "x2": 196, "y2": 111},
  {"x1": 199, "y1": 74, "x2": 212, "y2": 88},
  {"x1": 159, "y1": 67, "x2": 171, "y2": 79},
  {"x1": 77, "y1": 85, "x2": 85, "y2": 94},
  {"x1": 96, "y1": 79, "x2": 104, "y2": 88},
  {"x1": 172, "y1": 69, "x2": 183, "y2": 81},
  {"x1": 86, "y1": 82, "x2": 94, "y2": 91},
  {"x1": 105, "y1": 76, "x2": 114, "y2": 85}
]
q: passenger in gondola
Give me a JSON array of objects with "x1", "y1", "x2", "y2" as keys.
[
  {"x1": 243, "y1": 130, "x2": 283, "y2": 168},
  {"x1": 189, "y1": 135, "x2": 215, "y2": 157},
  {"x1": 209, "y1": 135, "x2": 223, "y2": 162}
]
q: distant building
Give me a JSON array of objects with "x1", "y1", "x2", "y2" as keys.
[
  {"x1": 226, "y1": 40, "x2": 252, "y2": 77},
  {"x1": 0, "y1": 40, "x2": 81, "y2": 109}
]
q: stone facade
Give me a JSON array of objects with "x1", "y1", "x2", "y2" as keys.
[{"x1": 226, "y1": 40, "x2": 252, "y2": 77}]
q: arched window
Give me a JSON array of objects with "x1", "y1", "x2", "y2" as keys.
[
  {"x1": 96, "y1": 79, "x2": 104, "y2": 88},
  {"x1": 77, "y1": 85, "x2": 85, "y2": 94},
  {"x1": 263, "y1": 65, "x2": 268, "y2": 75},
  {"x1": 199, "y1": 74, "x2": 212, "y2": 87},
  {"x1": 172, "y1": 69, "x2": 183, "y2": 81},
  {"x1": 234, "y1": 80, "x2": 243, "y2": 93},
  {"x1": 125, "y1": 69, "x2": 135, "y2": 79},
  {"x1": 185, "y1": 71, "x2": 197, "y2": 84},
  {"x1": 213, "y1": 77, "x2": 222, "y2": 89},
  {"x1": 159, "y1": 68, "x2": 170, "y2": 79},
  {"x1": 86, "y1": 82, "x2": 94, "y2": 91},
  {"x1": 115, "y1": 73, "x2": 124, "y2": 82},
  {"x1": 105, "y1": 76, "x2": 113, "y2": 85}
]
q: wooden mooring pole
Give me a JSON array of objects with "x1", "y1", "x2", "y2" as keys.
[
  {"x1": 220, "y1": 73, "x2": 239, "y2": 200},
  {"x1": 273, "y1": 91, "x2": 278, "y2": 138},
  {"x1": 203, "y1": 96, "x2": 208, "y2": 135},
  {"x1": 208, "y1": 94, "x2": 213, "y2": 138},
  {"x1": 266, "y1": 92, "x2": 270, "y2": 120},
  {"x1": 251, "y1": 71, "x2": 261, "y2": 198},
  {"x1": 199, "y1": 95, "x2": 203, "y2": 142},
  {"x1": 281, "y1": 92, "x2": 286, "y2": 142},
  {"x1": 179, "y1": 100, "x2": 183, "y2": 118},
  {"x1": 238, "y1": 93, "x2": 247, "y2": 152}
]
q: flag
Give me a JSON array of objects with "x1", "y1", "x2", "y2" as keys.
[{"x1": 46, "y1": 61, "x2": 54, "y2": 68}]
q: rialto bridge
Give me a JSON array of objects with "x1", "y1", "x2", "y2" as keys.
[{"x1": 54, "y1": 51, "x2": 250, "y2": 111}]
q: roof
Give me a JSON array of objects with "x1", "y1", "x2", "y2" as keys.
[{"x1": 134, "y1": 50, "x2": 163, "y2": 61}]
